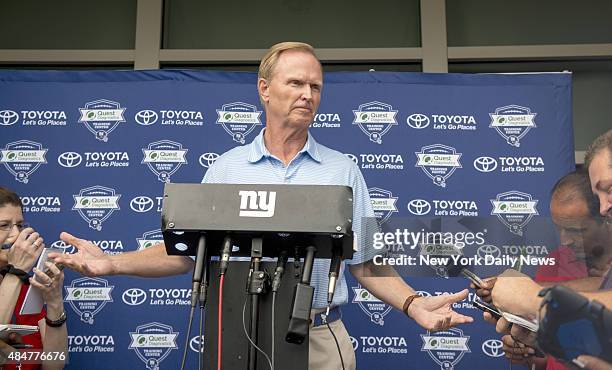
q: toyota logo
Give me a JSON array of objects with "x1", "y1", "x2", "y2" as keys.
[
  {"x1": 482, "y1": 339, "x2": 504, "y2": 357},
  {"x1": 345, "y1": 153, "x2": 358, "y2": 164},
  {"x1": 416, "y1": 290, "x2": 432, "y2": 297},
  {"x1": 50, "y1": 240, "x2": 75, "y2": 254},
  {"x1": 134, "y1": 110, "x2": 158, "y2": 125},
  {"x1": 122, "y1": 288, "x2": 147, "y2": 306},
  {"x1": 406, "y1": 113, "x2": 430, "y2": 129},
  {"x1": 57, "y1": 152, "x2": 83, "y2": 168},
  {"x1": 198, "y1": 152, "x2": 220, "y2": 168},
  {"x1": 350, "y1": 336, "x2": 358, "y2": 350},
  {"x1": 473, "y1": 156, "x2": 498, "y2": 173},
  {"x1": 477, "y1": 245, "x2": 501, "y2": 259},
  {"x1": 190, "y1": 335, "x2": 205, "y2": 353},
  {"x1": 130, "y1": 196, "x2": 154, "y2": 212},
  {"x1": 407, "y1": 199, "x2": 431, "y2": 215},
  {"x1": 0, "y1": 110, "x2": 19, "y2": 126}
]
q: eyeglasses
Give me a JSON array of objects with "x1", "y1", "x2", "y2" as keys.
[{"x1": 0, "y1": 222, "x2": 30, "y2": 232}]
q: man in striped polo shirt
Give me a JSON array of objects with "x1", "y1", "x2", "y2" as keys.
[{"x1": 55, "y1": 42, "x2": 474, "y2": 370}]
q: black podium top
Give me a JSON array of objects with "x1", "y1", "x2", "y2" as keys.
[{"x1": 161, "y1": 183, "x2": 354, "y2": 259}]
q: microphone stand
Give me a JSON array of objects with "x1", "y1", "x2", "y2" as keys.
[{"x1": 247, "y1": 237, "x2": 265, "y2": 370}]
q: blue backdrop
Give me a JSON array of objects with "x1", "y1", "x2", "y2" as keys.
[{"x1": 0, "y1": 70, "x2": 574, "y2": 370}]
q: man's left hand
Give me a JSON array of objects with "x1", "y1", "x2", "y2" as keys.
[{"x1": 407, "y1": 289, "x2": 474, "y2": 331}]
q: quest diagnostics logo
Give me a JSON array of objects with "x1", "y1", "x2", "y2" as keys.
[
  {"x1": 491, "y1": 190, "x2": 538, "y2": 236},
  {"x1": 78, "y1": 99, "x2": 126, "y2": 142},
  {"x1": 142, "y1": 140, "x2": 188, "y2": 182},
  {"x1": 368, "y1": 187, "x2": 398, "y2": 224},
  {"x1": 421, "y1": 328, "x2": 470, "y2": 370},
  {"x1": 352, "y1": 101, "x2": 398, "y2": 144},
  {"x1": 137, "y1": 229, "x2": 163, "y2": 250},
  {"x1": 129, "y1": 322, "x2": 178, "y2": 370},
  {"x1": 489, "y1": 105, "x2": 537, "y2": 147},
  {"x1": 216, "y1": 102, "x2": 262, "y2": 144},
  {"x1": 72, "y1": 186, "x2": 120, "y2": 231},
  {"x1": 1, "y1": 140, "x2": 48, "y2": 183},
  {"x1": 415, "y1": 144, "x2": 462, "y2": 188},
  {"x1": 65, "y1": 277, "x2": 114, "y2": 324},
  {"x1": 352, "y1": 284, "x2": 393, "y2": 326}
]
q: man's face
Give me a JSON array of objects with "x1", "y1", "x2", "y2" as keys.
[
  {"x1": 0, "y1": 204, "x2": 23, "y2": 247},
  {"x1": 551, "y1": 198, "x2": 607, "y2": 262},
  {"x1": 258, "y1": 49, "x2": 323, "y2": 129},
  {"x1": 588, "y1": 149, "x2": 612, "y2": 220}
]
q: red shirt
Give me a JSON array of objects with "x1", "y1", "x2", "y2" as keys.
[
  {"x1": 536, "y1": 246, "x2": 587, "y2": 370},
  {"x1": 4, "y1": 284, "x2": 45, "y2": 370}
]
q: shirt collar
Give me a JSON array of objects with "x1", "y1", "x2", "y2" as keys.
[{"x1": 248, "y1": 128, "x2": 322, "y2": 163}]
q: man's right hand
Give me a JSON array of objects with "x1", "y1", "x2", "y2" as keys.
[{"x1": 49, "y1": 232, "x2": 114, "y2": 277}]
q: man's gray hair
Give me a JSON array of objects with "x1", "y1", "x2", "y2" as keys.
[{"x1": 585, "y1": 128, "x2": 612, "y2": 169}]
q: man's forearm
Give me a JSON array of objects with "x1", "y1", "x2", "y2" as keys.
[
  {"x1": 109, "y1": 243, "x2": 193, "y2": 277},
  {"x1": 349, "y1": 261, "x2": 415, "y2": 311}
]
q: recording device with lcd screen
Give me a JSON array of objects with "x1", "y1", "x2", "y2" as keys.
[{"x1": 537, "y1": 285, "x2": 612, "y2": 363}]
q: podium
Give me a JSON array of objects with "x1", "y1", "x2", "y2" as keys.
[{"x1": 161, "y1": 183, "x2": 354, "y2": 370}]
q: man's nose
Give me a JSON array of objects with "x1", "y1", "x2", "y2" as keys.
[{"x1": 301, "y1": 85, "x2": 312, "y2": 100}]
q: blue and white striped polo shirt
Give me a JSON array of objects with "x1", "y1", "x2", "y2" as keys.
[{"x1": 202, "y1": 128, "x2": 378, "y2": 308}]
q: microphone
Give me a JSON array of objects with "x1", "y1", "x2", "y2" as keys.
[
  {"x1": 191, "y1": 234, "x2": 207, "y2": 308},
  {"x1": 219, "y1": 236, "x2": 232, "y2": 276},
  {"x1": 327, "y1": 244, "x2": 342, "y2": 304},
  {"x1": 272, "y1": 249, "x2": 288, "y2": 293}
]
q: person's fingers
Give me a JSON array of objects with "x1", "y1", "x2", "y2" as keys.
[
  {"x1": 25, "y1": 231, "x2": 40, "y2": 245},
  {"x1": 60, "y1": 232, "x2": 84, "y2": 249},
  {"x1": 46, "y1": 261, "x2": 62, "y2": 276},
  {"x1": 441, "y1": 289, "x2": 469, "y2": 304},
  {"x1": 16, "y1": 227, "x2": 35, "y2": 243},
  {"x1": 495, "y1": 317, "x2": 512, "y2": 334},
  {"x1": 483, "y1": 312, "x2": 498, "y2": 325},
  {"x1": 450, "y1": 311, "x2": 474, "y2": 325},
  {"x1": 33, "y1": 266, "x2": 53, "y2": 284}
]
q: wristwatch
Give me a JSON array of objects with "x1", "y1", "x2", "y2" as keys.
[{"x1": 45, "y1": 311, "x2": 67, "y2": 327}]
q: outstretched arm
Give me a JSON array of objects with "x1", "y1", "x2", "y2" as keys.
[
  {"x1": 50, "y1": 232, "x2": 193, "y2": 278},
  {"x1": 350, "y1": 261, "x2": 473, "y2": 331}
]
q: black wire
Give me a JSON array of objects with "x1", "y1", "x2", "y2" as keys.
[
  {"x1": 325, "y1": 320, "x2": 345, "y2": 370},
  {"x1": 179, "y1": 304, "x2": 196, "y2": 370},
  {"x1": 200, "y1": 305, "x2": 204, "y2": 370}
]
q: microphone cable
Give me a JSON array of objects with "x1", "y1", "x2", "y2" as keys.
[
  {"x1": 242, "y1": 298, "x2": 273, "y2": 370},
  {"x1": 217, "y1": 273, "x2": 225, "y2": 370},
  {"x1": 217, "y1": 236, "x2": 232, "y2": 370},
  {"x1": 179, "y1": 304, "x2": 197, "y2": 370},
  {"x1": 271, "y1": 291, "x2": 277, "y2": 370},
  {"x1": 323, "y1": 306, "x2": 345, "y2": 370}
]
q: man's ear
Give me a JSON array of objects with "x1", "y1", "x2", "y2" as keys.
[{"x1": 258, "y1": 78, "x2": 270, "y2": 103}]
